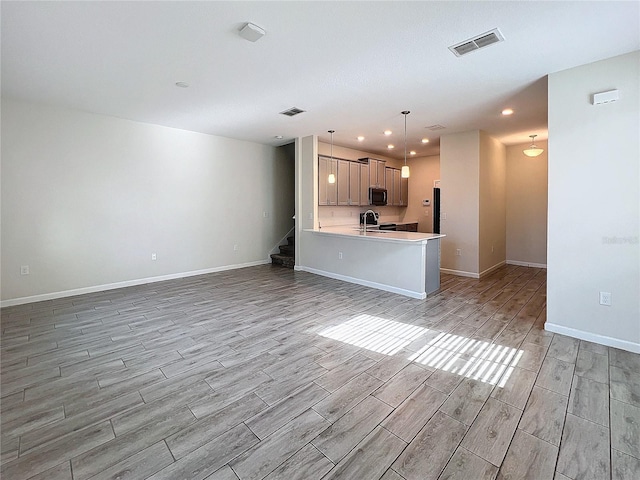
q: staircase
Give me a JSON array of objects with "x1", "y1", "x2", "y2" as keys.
[{"x1": 270, "y1": 236, "x2": 295, "y2": 268}]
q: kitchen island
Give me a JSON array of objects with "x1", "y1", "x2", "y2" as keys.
[{"x1": 298, "y1": 226, "x2": 445, "y2": 299}]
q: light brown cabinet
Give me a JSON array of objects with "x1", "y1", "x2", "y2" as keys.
[
  {"x1": 318, "y1": 156, "x2": 337, "y2": 205},
  {"x1": 349, "y1": 161, "x2": 360, "y2": 206},
  {"x1": 368, "y1": 158, "x2": 386, "y2": 188},
  {"x1": 401, "y1": 176, "x2": 409, "y2": 207},
  {"x1": 359, "y1": 163, "x2": 369, "y2": 205},
  {"x1": 384, "y1": 167, "x2": 405, "y2": 206},
  {"x1": 337, "y1": 160, "x2": 350, "y2": 206}
]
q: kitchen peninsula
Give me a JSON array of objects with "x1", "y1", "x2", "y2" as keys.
[{"x1": 301, "y1": 226, "x2": 445, "y2": 299}]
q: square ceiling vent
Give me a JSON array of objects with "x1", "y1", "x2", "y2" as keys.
[
  {"x1": 279, "y1": 107, "x2": 306, "y2": 117},
  {"x1": 449, "y1": 28, "x2": 505, "y2": 57}
]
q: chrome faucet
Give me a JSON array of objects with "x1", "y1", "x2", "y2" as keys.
[{"x1": 362, "y1": 209, "x2": 377, "y2": 234}]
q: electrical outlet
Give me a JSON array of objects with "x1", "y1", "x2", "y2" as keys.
[
  {"x1": 455, "y1": 249, "x2": 462, "y2": 256},
  {"x1": 263, "y1": 211, "x2": 268, "y2": 218},
  {"x1": 20, "y1": 265, "x2": 29, "y2": 275},
  {"x1": 338, "y1": 252, "x2": 343, "y2": 260},
  {"x1": 151, "y1": 253, "x2": 157, "y2": 261},
  {"x1": 308, "y1": 212, "x2": 313, "y2": 220},
  {"x1": 599, "y1": 291, "x2": 612, "y2": 306},
  {"x1": 442, "y1": 213, "x2": 447, "y2": 220},
  {"x1": 234, "y1": 244, "x2": 239, "y2": 251}
]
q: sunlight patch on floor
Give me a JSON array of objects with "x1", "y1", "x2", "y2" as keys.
[
  {"x1": 318, "y1": 315, "x2": 523, "y2": 386},
  {"x1": 318, "y1": 314, "x2": 427, "y2": 355}
]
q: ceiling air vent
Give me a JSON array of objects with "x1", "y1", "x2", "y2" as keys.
[
  {"x1": 279, "y1": 107, "x2": 306, "y2": 117},
  {"x1": 449, "y1": 28, "x2": 505, "y2": 57},
  {"x1": 426, "y1": 124, "x2": 446, "y2": 131}
]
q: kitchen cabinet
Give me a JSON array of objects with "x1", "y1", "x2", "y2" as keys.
[
  {"x1": 395, "y1": 222, "x2": 418, "y2": 232},
  {"x1": 337, "y1": 160, "x2": 350, "y2": 206},
  {"x1": 318, "y1": 156, "x2": 337, "y2": 205},
  {"x1": 384, "y1": 167, "x2": 404, "y2": 206},
  {"x1": 393, "y1": 168, "x2": 402, "y2": 206},
  {"x1": 385, "y1": 167, "x2": 395, "y2": 204},
  {"x1": 368, "y1": 159, "x2": 386, "y2": 188},
  {"x1": 349, "y1": 161, "x2": 360, "y2": 206},
  {"x1": 359, "y1": 163, "x2": 369, "y2": 205},
  {"x1": 401, "y1": 176, "x2": 409, "y2": 207}
]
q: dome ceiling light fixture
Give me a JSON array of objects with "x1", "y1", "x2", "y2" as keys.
[{"x1": 523, "y1": 134, "x2": 544, "y2": 157}]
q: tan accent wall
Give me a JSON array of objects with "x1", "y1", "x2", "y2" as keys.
[
  {"x1": 404, "y1": 155, "x2": 440, "y2": 233},
  {"x1": 505, "y1": 141, "x2": 548, "y2": 266},
  {"x1": 440, "y1": 131, "x2": 480, "y2": 275},
  {"x1": 479, "y1": 132, "x2": 507, "y2": 274}
]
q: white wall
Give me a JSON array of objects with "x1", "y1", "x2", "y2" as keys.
[
  {"x1": 1, "y1": 99, "x2": 295, "y2": 304},
  {"x1": 547, "y1": 51, "x2": 640, "y2": 352},
  {"x1": 506, "y1": 140, "x2": 548, "y2": 267},
  {"x1": 440, "y1": 131, "x2": 480, "y2": 275}
]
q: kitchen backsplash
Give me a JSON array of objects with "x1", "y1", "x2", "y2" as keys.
[{"x1": 318, "y1": 205, "x2": 405, "y2": 227}]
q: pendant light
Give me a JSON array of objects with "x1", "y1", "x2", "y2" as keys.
[
  {"x1": 523, "y1": 134, "x2": 544, "y2": 157},
  {"x1": 401, "y1": 111, "x2": 410, "y2": 178},
  {"x1": 327, "y1": 130, "x2": 336, "y2": 184}
]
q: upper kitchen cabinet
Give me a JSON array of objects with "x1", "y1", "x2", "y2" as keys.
[
  {"x1": 318, "y1": 156, "x2": 337, "y2": 206},
  {"x1": 401, "y1": 176, "x2": 408, "y2": 207},
  {"x1": 385, "y1": 167, "x2": 404, "y2": 206},
  {"x1": 337, "y1": 160, "x2": 350, "y2": 206},
  {"x1": 349, "y1": 161, "x2": 360, "y2": 206},
  {"x1": 361, "y1": 158, "x2": 386, "y2": 188},
  {"x1": 359, "y1": 163, "x2": 369, "y2": 205},
  {"x1": 385, "y1": 167, "x2": 395, "y2": 204}
]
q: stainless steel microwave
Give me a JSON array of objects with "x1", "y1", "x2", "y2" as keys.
[{"x1": 369, "y1": 187, "x2": 387, "y2": 206}]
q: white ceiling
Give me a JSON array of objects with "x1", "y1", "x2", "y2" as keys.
[{"x1": 2, "y1": 1, "x2": 639, "y2": 158}]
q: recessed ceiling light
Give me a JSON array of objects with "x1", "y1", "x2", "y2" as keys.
[
  {"x1": 357, "y1": 136, "x2": 365, "y2": 141},
  {"x1": 275, "y1": 135, "x2": 283, "y2": 139},
  {"x1": 502, "y1": 108, "x2": 514, "y2": 116},
  {"x1": 410, "y1": 151, "x2": 417, "y2": 155},
  {"x1": 384, "y1": 130, "x2": 392, "y2": 136},
  {"x1": 175, "y1": 82, "x2": 189, "y2": 88},
  {"x1": 421, "y1": 138, "x2": 429, "y2": 143},
  {"x1": 387, "y1": 144, "x2": 394, "y2": 149}
]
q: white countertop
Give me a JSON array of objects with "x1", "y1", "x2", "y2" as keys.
[{"x1": 305, "y1": 225, "x2": 445, "y2": 243}]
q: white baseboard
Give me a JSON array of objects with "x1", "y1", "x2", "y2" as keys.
[
  {"x1": 480, "y1": 261, "x2": 506, "y2": 278},
  {"x1": 507, "y1": 260, "x2": 547, "y2": 269},
  {"x1": 297, "y1": 266, "x2": 426, "y2": 300},
  {"x1": 440, "y1": 268, "x2": 480, "y2": 279},
  {"x1": 545, "y1": 322, "x2": 640, "y2": 354},
  {"x1": 0, "y1": 260, "x2": 269, "y2": 308}
]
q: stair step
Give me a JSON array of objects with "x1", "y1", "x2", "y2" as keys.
[
  {"x1": 287, "y1": 236, "x2": 295, "y2": 245},
  {"x1": 279, "y1": 244, "x2": 294, "y2": 256},
  {"x1": 270, "y1": 253, "x2": 295, "y2": 269}
]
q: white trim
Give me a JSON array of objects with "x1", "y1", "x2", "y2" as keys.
[
  {"x1": 440, "y1": 268, "x2": 479, "y2": 279},
  {"x1": 507, "y1": 260, "x2": 547, "y2": 269},
  {"x1": 297, "y1": 266, "x2": 426, "y2": 299},
  {"x1": 0, "y1": 260, "x2": 269, "y2": 308},
  {"x1": 545, "y1": 322, "x2": 640, "y2": 354},
  {"x1": 479, "y1": 261, "x2": 506, "y2": 278}
]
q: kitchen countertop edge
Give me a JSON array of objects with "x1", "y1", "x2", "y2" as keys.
[{"x1": 304, "y1": 226, "x2": 445, "y2": 244}]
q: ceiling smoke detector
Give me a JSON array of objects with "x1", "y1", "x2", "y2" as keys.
[
  {"x1": 449, "y1": 28, "x2": 505, "y2": 57},
  {"x1": 279, "y1": 107, "x2": 306, "y2": 117},
  {"x1": 426, "y1": 124, "x2": 446, "y2": 131},
  {"x1": 239, "y1": 22, "x2": 265, "y2": 42}
]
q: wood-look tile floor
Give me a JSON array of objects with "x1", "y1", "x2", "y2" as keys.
[{"x1": 2, "y1": 265, "x2": 639, "y2": 480}]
